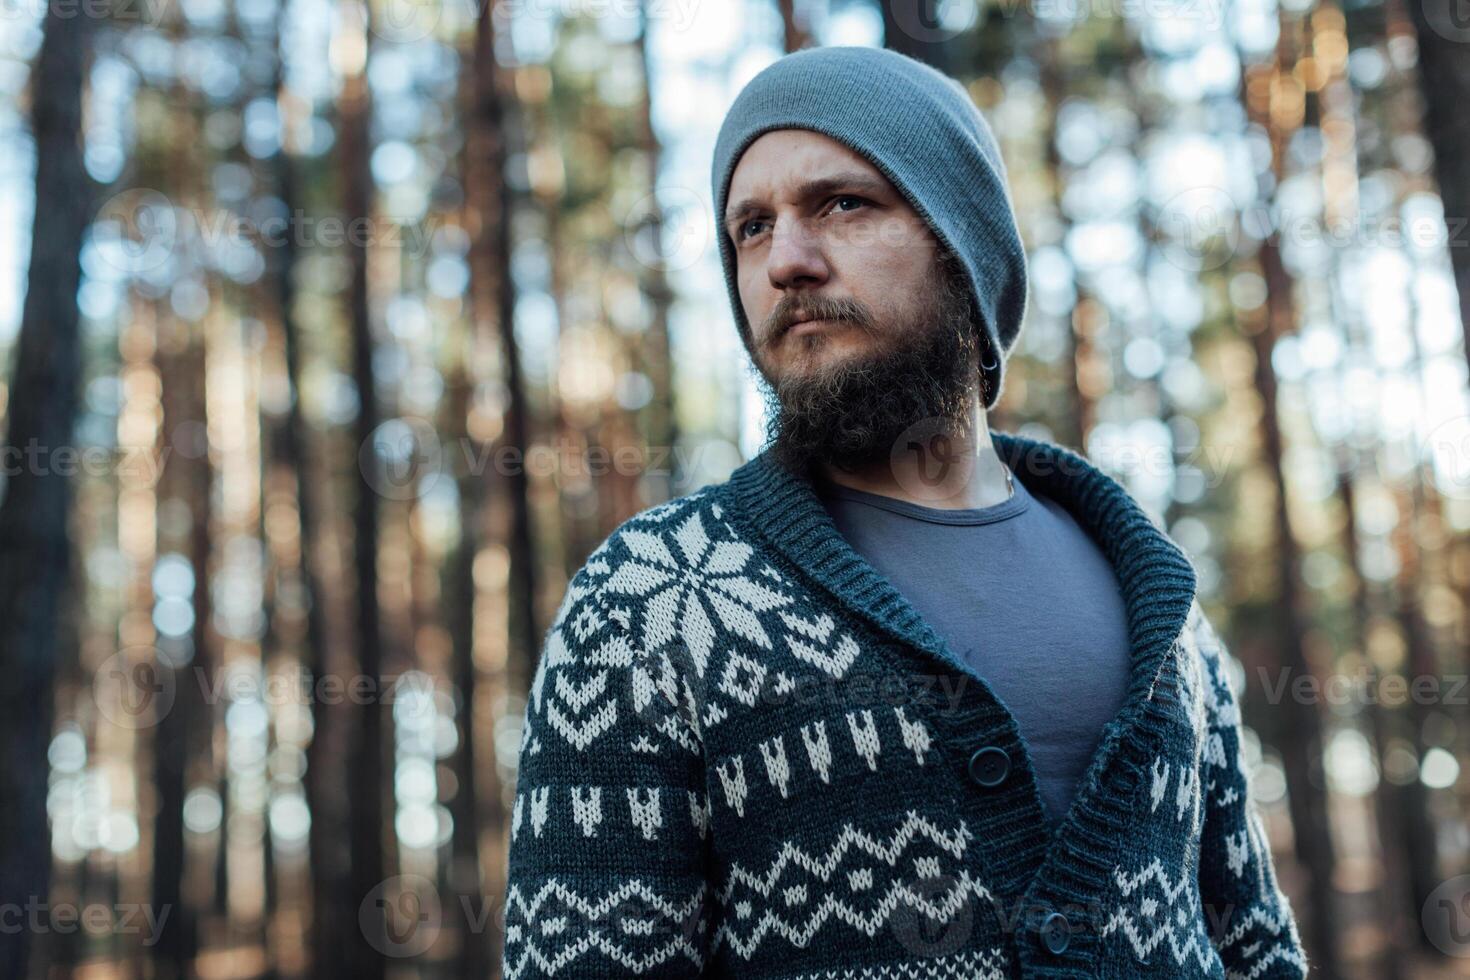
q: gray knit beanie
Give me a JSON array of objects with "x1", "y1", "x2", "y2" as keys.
[{"x1": 711, "y1": 45, "x2": 1029, "y2": 410}]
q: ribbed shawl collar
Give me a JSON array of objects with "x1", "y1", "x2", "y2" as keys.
[{"x1": 721, "y1": 429, "x2": 1199, "y2": 972}]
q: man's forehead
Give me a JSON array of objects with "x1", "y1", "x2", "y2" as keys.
[{"x1": 726, "y1": 129, "x2": 886, "y2": 196}]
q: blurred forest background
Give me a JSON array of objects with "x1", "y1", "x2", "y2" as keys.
[{"x1": 1, "y1": 0, "x2": 1470, "y2": 976}]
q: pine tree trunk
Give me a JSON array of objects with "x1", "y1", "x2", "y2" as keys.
[
  {"x1": 1403, "y1": 0, "x2": 1470, "y2": 382},
  {"x1": 777, "y1": 0, "x2": 809, "y2": 52},
  {"x1": 635, "y1": 0, "x2": 680, "y2": 497},
  {"x1": 1252, "y1": 229, "x2": 1341, "y2": 979},
  {"x1": 1333, "y1": 463, "x2": 1407, "y2": 978},
  {"x1": 1390, "y1": 489, "x2": 1447, "y2": 954},
  {"x1": 0, "y1": 6, "x2": 93, "y2": 974},
  {"x1": 445, "y1": 372, "x2": 490, "y2": 977},
  {"x1": 1036, "y1": 36, "x2": 1092, "y2": 447},
  {"x1": 265, "y1": 10, "x2": 348, "y2": 975},
  {"x1": 467, "y1": 2, "x2": 539, "y2": 676},
  {"x1": 1228, "y1": 25, "x2": 1342, "y2": 965},
  {"x1": 150, "y1": 333, "x2": 209, "y2": 980},
  {"x1": 340, "y1": 8, "x2": 386, "y2": 974}
]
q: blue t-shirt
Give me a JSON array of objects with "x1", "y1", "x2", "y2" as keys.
[{"x1": 815, "y1": 465, "x2": 1133, "y2": 829}]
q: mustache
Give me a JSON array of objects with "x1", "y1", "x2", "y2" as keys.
[
  {"x1": 760, "y1": 295, "x2": 875, "y2": 345},
  {"x1": 759, "y1": 251, "x2": 982, "y2": 476}
]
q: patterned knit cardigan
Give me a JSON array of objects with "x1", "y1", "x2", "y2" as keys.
[{"x1": 501, "y1": 432, "x2": 1309, "y2": 979}]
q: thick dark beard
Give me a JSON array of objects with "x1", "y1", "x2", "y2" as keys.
[{"x1": 759, "y1": 252, "x2": 982, "y2": 477}]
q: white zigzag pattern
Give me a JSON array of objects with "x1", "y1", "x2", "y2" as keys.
[
  {"x1": 1102, "y1": 858, "x2": 1219, "y2": 972},
  {"x1": 712, "y1": 813, "x2": 988, "y2": 959},
  {"x1": 1217, "y1": 900, "x2": 1306, "y2": 953},
  {"x1": 502, "y1": 877, "x2": 710, "y2": 979},
  {"x1": 722, "y1": 811, "x2": 973, "y2": 895},
  {"x1": 715, "y1": 867, "x2": 992, "y2": 960},
  {"x1": 783, "y1": 946, "x2": 1011, "y2": 979}
]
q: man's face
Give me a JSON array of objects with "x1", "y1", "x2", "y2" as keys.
[
  {"x1": 724, "y1": 130, "x2": 944, "y2": 381},
  {"x1": 723, "y1": 129, "x2": 982, "y2": 473}
]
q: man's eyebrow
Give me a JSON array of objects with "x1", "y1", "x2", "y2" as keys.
[{"x1": 723, "y1": 172, "x2": 891, "y2": 230}]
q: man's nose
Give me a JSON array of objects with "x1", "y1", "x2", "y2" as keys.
[{"x1": 766, "y1": 217, "x2": 829, "y2": 290}]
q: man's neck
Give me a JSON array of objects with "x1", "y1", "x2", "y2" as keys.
[{"x1": 816, "y1": 402, "x2": 1012, "y2": 510}]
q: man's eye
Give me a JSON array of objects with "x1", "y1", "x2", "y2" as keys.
[
  {"x1": 738, "y1": 198, "x2": 864, "y2": 241},
  {"x1": 738, "y1": 219, "x2": 768, "y2": 241}
]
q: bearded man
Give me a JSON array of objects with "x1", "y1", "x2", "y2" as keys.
[{"x1": 501, "y1": 45, "x2": 1307, "y2": 980}]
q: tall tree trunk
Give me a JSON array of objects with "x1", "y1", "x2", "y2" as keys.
[
  {"x1": 1035, "y1": 35, "x2": 1093, "y2": 448},
  {"x1": 636, "y1": 0, "x2": 680, "y2": 495},
  {"x1": 1403, "y1": 0, "x2": 1470, "y2": 381},
  {"x1": 777, "y1": 0, "x2": 809, "y2": 51},
  {"x1": 1314, "y1": 4, "x2": 1426, "y2": 966},
  {"x1": 1333, "y1": 461, "x2": 1407, "y2": 979},
  {"x1": 1390, "y1": 484, "x2": 1447, "y2": 954},
  {"x1": 1251, "y1": 228, "x2": 1341, "y2": 979},
  {"x1": 267, "y1": 10, "x2": 346, "y2": 976},
  {"x1": 468, "y1": 0, "x2": 539, "y2": 675},
  {"x1": 1394, "y1": 266, "x2": 1454, "y2": 951},
  {"x1": 0, "y1": 6, "x2": 94, "y2": 975},
  {"x1": 149, "y1": 46, "x2": 210, "y2": 976},
  {"x1": 1230, "y1": 20, "x2": 1342, "y2": 965},
  {"x1": 151, "y1": 333, "x2": 209, "y2": 980},
  {"x1": 446, "y1": 406, "x2": 489, "y2": 977},
  {"x1": 459, "y1": 7, "x2": 531, "y2": 966},
  {"x1": 340, "y1": 5, "x2": 386, "y2": 974}
]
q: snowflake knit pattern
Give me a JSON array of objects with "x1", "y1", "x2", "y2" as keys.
[{"x1": 501, "y1": 431, "x2": 1309, "y2": 979}]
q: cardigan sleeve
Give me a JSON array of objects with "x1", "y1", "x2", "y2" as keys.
[
  {"x1": 1192, "y1": 605, "x2": 1310, "y2": 980},
  {"x1": 501, "y1": 559, "x2": 715, "y2": 979}
]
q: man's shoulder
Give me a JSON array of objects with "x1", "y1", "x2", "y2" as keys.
[
  {"x1": 533, "y1": 475, "x2": 783, "y2": 743},
  {"x1": 612, "y1": 479, "x2": 730, "y2": 534},
  {"x1": 549, "y1": 479, "x2": 738, "y2": 628},
  {"x1": 590, "y1": 479, "x2": 734, "y2": 562}
]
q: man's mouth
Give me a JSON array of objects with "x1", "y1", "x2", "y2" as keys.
[
  {"x1": 787, "y1": 317, "x2": 838, "y2": 336},
  {"x1": 781, "y1": 309, "x2": 848, "y2": 338}
]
